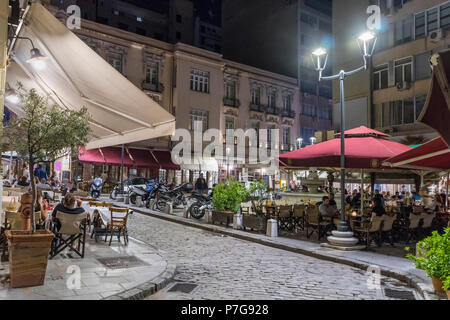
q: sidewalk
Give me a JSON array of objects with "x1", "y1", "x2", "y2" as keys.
[
  {"x1": 0, "y1": 235, "x2": 175, "y2": 300},
  {"x1": 115, "y1": 201, "x2": 443, "y2": 300}
]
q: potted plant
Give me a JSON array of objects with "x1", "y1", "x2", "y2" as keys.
[
  {"x1": 242, "y1": 180, "x2": 268, "y2": 233},
  {"x1": 3, "y1": 87, "x2": 91, "y2": 288},
  {"x1": 212, "y1": 178, "x2": 247, "y2": 227},
  {"x1": 406, "y1": 228, "x2": 450, "y2": 293},
  {"x1": 443, "y1": 277, "x2": 450, "y2": 300}
]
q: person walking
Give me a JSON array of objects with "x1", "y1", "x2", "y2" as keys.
[
  {"x1": 33, "y1": 164, "x2": 48, "y2": 181},
  {"x1": 195, "y1": 173, "x2": 208, "y2": 195}
]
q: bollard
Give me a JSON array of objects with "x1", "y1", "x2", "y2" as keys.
[
  {"x1": 136, "y1": 196, "x2": 143, "y2": 207},
  {"x1": 205, "y1": 209, "x2": 212, "y2": 224},
  {"x1": 183, "y1": 207, "x2": 190, "y2": 218},
  {"x1": 165, "y1": 202, "x2": 173, "y2": 215},
  {"x1": 233, "y1": 213, "x2": 243, "y2": 230},
  {"x1": 148, "y1": 199, "x2": 155, "y2": 210},
  {"x1": 124, "y1": 193, "x2": 130, "y2": 204},
  {"x1": 266, "y1": 219, "x2": 278, "y2": 237}
]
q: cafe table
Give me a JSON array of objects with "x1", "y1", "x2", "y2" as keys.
[{"x1": 81, "y1": 202, "x2": 127, "y2": 227}]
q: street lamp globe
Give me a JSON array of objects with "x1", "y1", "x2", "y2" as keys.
[
  {"x1": 310, "y1": 137, "x2": 317, "y2": 145},
  {"x1": 357, "y1": 31, "x2": 377, "y2": 58},
  {"x1": 312, "y1": 47, "x2": 328, "y2": 71}
]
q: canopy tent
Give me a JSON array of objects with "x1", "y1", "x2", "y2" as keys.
[
  {"x1": 418, "y1": 50, "x2": 450, "y2": 147},
  {"x1": 279, "y1": 126, "x2": 412, "y2": 170},
  {"x1": 5, "y1": 2, "x2": 175, "y2": 150},
  {"x1": 383, "y1": 137, "x2": 450, "y2": 171}
]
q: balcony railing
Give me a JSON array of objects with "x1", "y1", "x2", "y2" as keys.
[
  {"x1": 142, "y1": 81, "x2": 164, "y2": 93},
  {"x1": 223, "y1": 97, "x2": 241, "y2": 108},
  {"x1": 281, "y1": 109, "x2": 296, "y2": 118},
  {"x1": 266, "y1": 107, "x2": 281, "y2": 115},
  {"x1": 249, "y1": 103, "x2": 266, "y2": 113}
]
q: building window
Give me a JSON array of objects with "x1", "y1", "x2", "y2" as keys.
[
  {"x1": 225, "y1": 117, "x2": 234, "y2": 130},
  {"x1": 395, "y1": 57, "x2": 412, "y2": 85},
  {"x1": 190, "y1": 69, "x2": 210, "y2": 93},
  {"x1": 107, "y1": 54, "x2": 122, "y2": 73},
  {"x1": 267, "y1": 125, "x2": 275, "y2": 148},
  {"x1": 268, "y1": 93, "x2": 276, "y2": 108},
  {"x1": 145, "y1": 64, "x2": 158, "y2": 84},
  {"x1": 441, "y1": 2, "x2": 450, "y2": 29},
  {"x1": 302, "y1": 104, "x2": 316, "y2": 117},
  {"x1": 373, "y1": 64, "x2": 389, "y2": 90},
  {"x1": 251, "y1": 88, "x2": 261, "y2": 105},
  {"x1": 415, "y1": 2, "x2": 450, "y2": 39},
  {"x1": 301, "y1": 127, "x2": 315, "y2": 144},
  {"x1": 283, "y1": 96, "x2": 291, "y2": 111},
  {"x1": 283, "y1": 127, "x2": 290, "y2": 146},
  {"x1": 415, "y1": 96, "x2": 427, "y2": 120},
  {"x1": 415, "y1": 12, "x2": 426, "y2": 38},
  {"x1": 190, "y1": 110, "x2": 209, "y2": 131},
  {"x1": 427, "y1": 7, "x2": 439, "y2": 33},
  {"x1": 225, "y1": 81, "x2": 236, "y2": 99},
  {"x1": 394, "y1": 16, "x2": 413, "y2": 45},
  {"x1": 176, "y1": 31, "x2": 181, "y2": 39}
]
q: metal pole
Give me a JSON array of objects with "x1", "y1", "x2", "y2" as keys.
[
  {"x1": 446, "y1": 172, "x2": 449, "y2": 211},
  {"x1": 338, "y1": 72, "x2": 348, "y2": 232},
  {"x1": 360, "y1": 169, "x2": 364, "y2": 216},
  {"x1": 121, "y1": 144, "x2": 124, "y2": 191}
]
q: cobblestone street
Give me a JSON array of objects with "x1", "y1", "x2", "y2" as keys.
[{"x1": 126, "y1": 212, "x2": 418, "y2": 300}]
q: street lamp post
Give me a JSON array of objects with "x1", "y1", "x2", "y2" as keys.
[
  {"x1": 297, "y1": 138, "x2": 303, "y2": 149},
  {"x1": 313, "y1": 31, "x2": 376, "y2": 232}
]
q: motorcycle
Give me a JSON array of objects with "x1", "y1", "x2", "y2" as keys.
[
  {"x1": 90, "y1": 177, "x2": 103, "y2": 199},
  {"x1": 188, "y1": 192, "x2": 213, "y2": 220},
  {"x1": 154, "y1": 184, "x2": 188, "y2": 211}
]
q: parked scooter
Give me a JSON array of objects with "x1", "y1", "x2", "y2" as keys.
[
  {"x1": 90, "y1": 177, "x2": 103, "y2": 199},
  {"x1": 188, "y1": 192, "x2": 213, "y2": 219}
]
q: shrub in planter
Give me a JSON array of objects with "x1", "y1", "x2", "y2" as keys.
[
  {"x1": 211, "y1": 179, "x2": 248, "y2": 226},
  {"x1": 242, "y1": 180, "x2": 268, "y2": 232},
  {"x1": 442, "y1": 277, "x2": 450, "y2": 299},
  {"x1": 406, "y1": 228, "x2": 450, "y2": 293}
]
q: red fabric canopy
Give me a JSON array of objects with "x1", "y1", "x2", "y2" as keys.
[
  {"x1": 127, "y1": 148, "x2": 159, "y2": 168},
  {"x1": 78, "y1": 147, "x2": 105, "y2": 165},
  {"x1": 384, "y1": 137, "x2": 450, "y2": 170},
  {"x1": 151, "y1": 150, "x2": 180, "y2": 171},
  {"x1": 101, "y1": 147, "x2": 134, "y2": 167},
  {"x1": 418, "y1": 51, "x2": 450, "y2": 147},
  {"x1": 279, "y1": 126, "x2": 412, "y2": 169},
  {"x1": 336, "y1": 126, "x2": 389, "y2": 138}
]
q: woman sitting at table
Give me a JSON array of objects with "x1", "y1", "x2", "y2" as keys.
[
  {"x1": 35, "y1": 190, "x2": 51, "y2": 222},
  {"x1": 51, "y1": 193, "x2": 85, "y2": 231},
  {"x1": 371, "y1": 197, "x2": 386, "y2": 217}
]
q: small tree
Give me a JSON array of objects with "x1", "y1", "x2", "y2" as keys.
[{"x1": 3, "y1": 87, "x2": 91, "y2": 234}]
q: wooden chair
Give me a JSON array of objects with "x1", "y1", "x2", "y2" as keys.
[
  {"x1": 105, "y1": 207, "x2": 130, "y2": 246},
  {"x1": 277, "y1": 205, "x2": 294, "y2": 231},
  {"x1": 380, "y1": 214, "x2": 397, "y2": 246},
  {"x1": 293, "y1": 204, "x2": 306, "y2": 231},
  {"x1": 305, "y1": 206, "x2": 331, "y2": 240},
  {"x1": 420, "y1": 212, "x2": 436, "y2": 238},
  {"x1": 353, "y1": 215, "x2": 383, "y2": 248},
  {"x1": 403, "y1": 213, "x2": 422, "y2": 244},
  {"x1": 50, "y1": 211, "x2": 88, "y2": 259},
  {"x1": 53, "y1": 190, "x2": 63, "y2": 202}
]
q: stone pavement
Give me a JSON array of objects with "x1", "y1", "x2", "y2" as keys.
[
  {"x1": 0, "y1": 234, "x2": 175, "y2": 300},
  {"x1": 112, "y1": 201, "x2": 443, "y2": 300}
]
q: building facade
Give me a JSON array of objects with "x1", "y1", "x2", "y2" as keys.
[
  {"x1": 50, "y1": 0, "x2": 222, "y2": 53},
  {"x1": 49, "y1": 4, "x2": 299, "y2": 184},
  {"x1": 332, "y1": 0, "x2": 446, "y2": 143},
  {"x1": 222, "y1": 0, "x2": 333, "y2": 146}
]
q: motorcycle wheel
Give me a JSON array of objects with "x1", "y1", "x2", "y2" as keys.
[
  {"x1": 92, "y1": 191, "x2": 100, "y2": 199},
  {"x1": 189, "y1": 202, "x2": 205, "y2": 220},
  {"x1": 155, "y1": 199, "x2": 166, "y2": 211},
  {"x1": 110, "y1": 190, "x2": 117, "y2": 200},
  {"x1": 129, "y1": 194, "x2": 137, "y2": 205}
]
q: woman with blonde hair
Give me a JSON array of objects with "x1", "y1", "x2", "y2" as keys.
[{"x1": 51, "y1": 193, "x2": 85, "y2": 231}]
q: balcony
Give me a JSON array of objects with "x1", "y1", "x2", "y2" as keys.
[
  {"x1": 223, "y1": 97, "x2": 241, "y2": 108},
  {"x1": 249, "y1": 103, "x2": 266, "y2": 113},
  {"x1": 266, "y1": 107, "x2": 281, "y2": 116},
  {"x1": 142, "y1": 81, "x2": 164, "y2": 93},
  {"x1": 281, "y1": 109, "x2": 296, "y2": 118}
]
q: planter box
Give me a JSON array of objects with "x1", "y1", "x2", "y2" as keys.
[
  {"x1": 6, "y1": 229, "x2": 55, "y2": 288},
  {"x1": 242, "y1": 215, "x2": 267, "y2": 233},
  {"x1": 211, "y1": 211, "x2": 234, "y2": 227}
]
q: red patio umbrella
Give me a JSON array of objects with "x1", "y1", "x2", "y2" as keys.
[
  {"x1": 418, "y1": 50, "x2": 450, "y2": 147},
  {"x1": 383, "y1": 137, "x2": 450, "y2": 170},
  {"x1": 279, "y1": 126, "x2": 412, "y2": 169}
]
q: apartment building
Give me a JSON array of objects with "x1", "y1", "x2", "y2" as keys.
[
  {"x1": 332, "y1": 0, "x2": 447, "y2": 143},
  {"x1": 49, "y1": 4, "x2": 299, "y2": 183},
  {"x1": 50, "y1": 0, "x2": 222, "y2": 53},
  {"x1": 222, "y1": 0, "x2": 333, "y2": 146}
]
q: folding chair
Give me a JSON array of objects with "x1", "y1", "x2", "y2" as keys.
[
  {"x1": 380, "y1": 214, "x2": 397, "y2": 246},
  {"x1": 50, "y1": 212, "x2": 88, "y2": 259},
  {"x1": 353, "y1": 215, "x2": 383, "y2": 248},
  {"x1": 277, "y1": 205, "x2": 294, "y2": 231},
  {"x1": 305, "y1": 206, "x2": 332, "y2": 240},
  {"x1": 293, "y1": 204, "x2": 306, "y2": 231},
  {"x1": 105, "y1": 207, "x2": 130, "y2": 246}
]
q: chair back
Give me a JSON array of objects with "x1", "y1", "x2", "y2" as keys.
[
  {"x1": 89, "y1": 201, "x2": 103, "y2": 207},
  {"x1": 5, "y1": 211, "x2": 22, "y2": 231},
  {"x1": 240, "y1": 206, "x2": 250, "y2": 215},
  {"x1": 293, "y1": 204, "x2": 306, "y2": 217},
  {"x1": 102, "y1": 202, "x2": 114, "y2": 208},
  {"x1": 278, "y1": 205, "x2": 292, "y2": 218},
  {"x1": 56, "y1": 211, "x2": 88, "y2": 235},
  {"x1": 306, "y1": 206, "x2": 320, "y2": 224},
  {"x1": 421, "y1": 212, "x2": 435, "y2": 229},
  {"x1": 74, "y1": 191, "x2": 89, "y2": 197},
  {"x1": 369, "y1": 216, "x2": 383, "y2": 232},
  {"x1": 109, "y1": 207, "x2": 129, "y2": 228},
  {"x1": 381, "y1": 214, "x2": 397, "y2": 232},
  {"x1": 409, "y1": 213, "x2": 422, "y2": 229}
]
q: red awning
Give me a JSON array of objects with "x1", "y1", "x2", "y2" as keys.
[
  {"x1": 418, "y1": 51, "x2": 450, "y2": 147},
  {"x1": 384, "y1": 137, "x2": 450, "y2": 170},
  {"x1": 127, "y1": 148, "x2": 159, "y2": 168},
  {"x1": 101, "y1": 147, "x2": 134, "y2": 167},
  {"x1": 151, "y1": 150, "x2": 180, "y2": 171},
  {"x1": 336, "y1": 126, "x2": 389, "y2": 138},
  {"x1": 78, "y1": 147, "x2": 105, "y2": 165},
  {"x1": 279, "y1": 126, "x2": 412, "y2": 169}
]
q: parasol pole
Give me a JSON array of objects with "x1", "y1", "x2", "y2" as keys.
[
  {"x1": 446, "y1": 171, "x2": 449, "y2": 211},
  {"x1": 361, "y1": 169, "x2": 364, "y2": 215}
]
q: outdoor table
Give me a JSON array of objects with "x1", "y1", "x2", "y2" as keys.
[{"x1": 81, "y1": 202, "x2": 127, "y2": 227}]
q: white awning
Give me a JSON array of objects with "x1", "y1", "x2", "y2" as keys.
[
  {"x1": 5, "y1": 3, "x2": 175, "y2": 150},
  {"x1": 180, "y1": 156, "x2": 219, "y2": 172}
]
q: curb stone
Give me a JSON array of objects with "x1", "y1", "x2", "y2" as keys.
[{"x1": 122, "y1": 204, "x2": 442, "y2": 300}]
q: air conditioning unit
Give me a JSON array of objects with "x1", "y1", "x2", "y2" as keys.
[
  {"x1": 396, "y1": 81, "x2": 411, "y2": 91},
  {"x1": 429, "y1": 29, "x2": 444, "y2": 43}
]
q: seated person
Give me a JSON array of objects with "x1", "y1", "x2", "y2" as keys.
[
  {"x1": 51, "y1": 193, "x2": 85, "y2": 231},
  {"x1": 319, "y1": 196, "x2": 339, "y2": 220},
  {"x1": 62, "y1": 181, "x2": 79, "y2": 196},
  {"x1": 373, "y1": 190, "x2": 385, "y2": 208},
  {"x1": 392, "y1": 191, "x2": 401, "y2": 200},
  {"x1": 36, "y1": 178, "x2": 52, "y2": 190},
  {"x1": 328, "y1": 193, "x2": 337, "y2": 207},
  {"x1": 16, "y1": 176, "x2": 29, "y2": 187},
  {"x1": 371, "y1": 198, "x2": 386, "y2": 218},
  {"x1": 35, "y1": 190, "x2": 51, "y2": 222},
  {"x1": 411, "y1": 191, "x2": 421, "y2": 201}
]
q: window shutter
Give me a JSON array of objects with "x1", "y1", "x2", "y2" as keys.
[{"x1": 388, "y1": 60, "x2": 395, "y2": 87}]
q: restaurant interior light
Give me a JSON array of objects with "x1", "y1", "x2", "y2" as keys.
[{"x1": 26, "y1": 48, "x2": 49, "y2": 64}]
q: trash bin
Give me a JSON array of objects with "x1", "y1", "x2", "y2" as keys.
[
  {"x1": 136, "y1": 195, "x2": 143, "y2": 207},
  {"x1": 266, "y1": 219, "x2": 278, "y2": 237}
]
